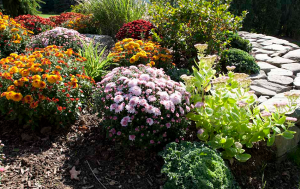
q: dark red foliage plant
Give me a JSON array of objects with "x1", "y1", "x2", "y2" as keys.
[
  {"x1": 116, "y1": 19, "x2": 155, "y2": 40},
  {"x1": 14, "y1": 15, "x2": 56, "y2": 34}
]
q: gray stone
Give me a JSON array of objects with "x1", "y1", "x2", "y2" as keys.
[
  {"x1": 252, "y1": 79, "x2": 291, "y2": 93},
  {"x1": 258, "y1": 96, "x2": 269, "y2": 104},
  {"x1": 283, "y1": 49, "x2": 300, "y2": 61},
  {"x1": 252, "y1": 42, "x2": 262, "y2": 48},
  {"x1": 250, "y1": 85, "x2": 277, "y2": 96},
  {"x1": 249, "y1": 70, "x2": 267, "y2": 80},
  {"x1": 281, "y1": 63, "x2": 300, "y2": 74},
  {"x1": 257, "y1": 39, "x2": 269, "y2": 43},
  {"x1": 262, "y1": 36, "x2": 278, "y2": 40},
  {"x1": 266, "y1": 57, "x2": 295, "y2": 65},
  {"x1": 257, "y1": 62, "x2": 278, "y2": 73},
  {"x1": 275, "y1": 126, "x2": 300, "y2": 157},
  {"x1": 284, "y1": 43, "x2": 300, "y2": 49},
  {"x1": 266, "y1": 39, "x2": 290, "y2": 45},
  {"x1": 267, "y1": 75, "x2": 294, "y2": 85},
  {"x1": 255, "y1": 54, "x2": 271, "y2": 61},
  {"x1": 248, "y1": 39, "x2": 257, "y2": 42},
  {"x1": 260, "y1": 40, "x2": 274, "y2": 46},
  {"x1": 263, "y1": 44, "x2": 292, "y2": 51},
  {"x1": 84, "y1": 34, "x2": 115, "y2": 50},
  {"x1": 293, "y1": 77, "x2": 300, "y2": 89},
  {"x1": 253, "y1": 49, "x2": 275, "y2": 55},
  {"x1": 268, "y1": 68, "x2": 293, "y2": 77}
]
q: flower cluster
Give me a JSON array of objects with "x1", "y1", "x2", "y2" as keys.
[
  {"x1": 108, "y1": 38, "x2": 174, "y2": 70},
  {"x1": 29, "y1": 27, "x2": 92, "y2": 52},
  {"x1": 93, "y1": 65, "x2": 191, "y2": 148},
  {"x1": 50, "y1": 12, "x2": 86, "y2": 26},
  {"x1": 0, "y1": 12, "x2": 33, "y2": 58},
  {"x1": 62, "y1": 14, "x2": 98, "y2": 34},
  {"x1": 0, "y1": 46, "x2": 94, "y2": 128},
  {"x1": 116, "y1": 20, "x2": 155, "y2": 40},
  {"x1": 14, "y1": 15, "x2": 56, "y2": 34}
]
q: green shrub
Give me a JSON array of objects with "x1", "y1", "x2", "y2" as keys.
[
  {"x1": 166, "y1": 67, "x2": 191, "y2": 82},
  {"x1": 227, "y1": 33, "x2": 252, "y2": 53},
  {"x1": 149, "y1": 0, "x2": 245, "y2": 67},
  {"x1": 160, "y1": 141, "x2": 239, "y2": 189},
  {"x1": 220, "y1": 48, "x2": 259, "y2": 74},
  {"x1": 2, "y1": 0, "x2": 44, "y2": 17},
  {"x1": 72, "y1": 0, "x2": 146, "y2": 37}
]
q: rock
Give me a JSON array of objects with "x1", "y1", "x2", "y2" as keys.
[
  {"x1": 253, "y1": 49, "x2": 275, "y2": 55},
  {"x1": 267, "y1": 75, "x2": 294, "y2": 85},
  {"x1": 250, "y1": 85, "x2": 277, "y2": 96},
  {"x1": 268, "y1": 68, "x2": 293, "y2": 77},
  {"x1": 252, "y1": 79, "x2": 291, "y2": 93},
  {"x1": 255, "y1": 54, "x2": 271, "y2": 61},
  {"x1": 249, "y1": 70, "x2": 267, "y2": 80},
  {"x1": 281, "y1": 63, "x2": 300, "y2": 74},
  {"x1": 21, "y1": 133, "x2": 32, "y2": 141},
  {"x1": 263, "y1": 44, "x2": 292, "y2": 51},
  {"x1": 252, "y1": 42, "x2": 262, "y2": 48},
  {"x1": 266, "y1": 57, "x2": 295, "y2": 65},
  {"x1": 248, "y1": 39, "x2": 257, "y2": 42},
  {"x1": 83, "y1": 34, "x2": 115, "y2": 50},
  {"x1": 40, "y1": 127, "x2": 52, "y2": 135},
  {"x1": 258, "y1": 96, "x2": 269, "y2": 104},
  {"x1": 275, "y1": 126, "x2": 300, "y2": 157},
  {"x1": 257, "y1": 62, "x2": 278, "y2": 73},
  {"x1": 283, "y1": 49, "x2": 300, "y2": 61},
  {"x1": 285, "y1": 43, "x2": 300, "y2": 49},
  {"x1": 293, "y1": 77, "x2": 300, "y2": 89}
]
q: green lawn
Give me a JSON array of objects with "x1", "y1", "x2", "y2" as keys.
[{"x1": 37, "y1": 14, "x2": 58, "y2": 18}]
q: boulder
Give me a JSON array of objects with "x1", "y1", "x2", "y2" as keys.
[{"x1": 84, "y1": 34, "x2": 115, "y2": 50}]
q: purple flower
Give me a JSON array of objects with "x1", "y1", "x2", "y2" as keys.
[
  {"x1": 166, "y1": 123, "x2": 171, "y2": 128},
  {"x1": 195, "y1": 102, "x2": 204, "y2": 108},
  {"x1": 129, "y1": 86, "x2": 142, "y2": 96},
  {"x1": 146, "y1": 118, "x2": 154, "y2": 125},
  {"x1": 286, "y1": 117, "x2": 297, "y2": 122},
  {"x1": 197, "y1": 129, "x2": 204, "y2": 135},
  {"x1": 114, "y1": 95, "x2": 124, "y2": 103},
  {"x1": 129, "y1": 135, "x2": 136, "y2": 141}
]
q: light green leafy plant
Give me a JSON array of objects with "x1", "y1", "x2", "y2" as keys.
[
  {"x1": 78, "y1": 38, "x2": 115, "y2": 82},
  {"x1": 183, "y1": 44, "x2": 300, "y2": 162}
]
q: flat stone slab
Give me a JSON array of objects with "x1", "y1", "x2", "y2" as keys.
[
  {"x1": 252, "y1": 79, "x2": 291, "y2": 93},
  {"x1": 263, "y1": 44, "x2": 292, "y2": 51},
  {"x1": 268, "y1": 68, "x2": 293, "y2": 77},
  {"x1": 257, "y1": 62, "x2": 278, "y2": 73},
  {"x1": 281, "y1": 63, "x2": 300, "y2": 74},
  {"x1": 253, "y1": 49, "x2": 275, "y2": 55},
  {"x1": 267, "y1": 75, "x2": 294, "y2": 85},
  {"x1": 283, "y1": 49, "x2": 300, "y2": 61},
  {"x1": 249, "y1": 70, "x2": 267, "y2": 80},
  {"x1": 293, "y1": 77, "x2": 300, "y2": 89},
  {"x1": 250, "y1": 85, "x2": 277, "y2": 96},
  {"x1": 266, "y1": 57, "x2": 295, "y2": 65},
  {"x1": 255, "y1": 54, "x2": 271, "y2": 61}
]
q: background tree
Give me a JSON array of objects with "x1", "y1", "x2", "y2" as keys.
[{"x1": 2, "y1": 0, "x2": 44, "y2": 17}]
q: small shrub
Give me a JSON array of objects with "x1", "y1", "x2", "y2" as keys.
[
  {"x1": 93, "y1": 65, "x2": 191, "y2": 148},
  {"x1": 108, "y1": 38, "x2": 174, "y2": 70},
  {"x1": 116, "y1": 20, "x2": 155, "y2": 40},
  {"x1": 49, "y1": 12, "x2": 84, "y2": 26},
  {"x1": 61, "y1": 14, "x2": 98, "y2": 34},
  {"x1": 227, "y1": 33, "x2": 252, "y2": 53},
  {"x1": 29, "y1": 27, "x2": 92, "y2": 52},
  {"x1": 220, "y1": 48, "x2": 259, "y2": 74},
  {"x1": 149, "y1": 0, "x2": 246, "y2": 66},
  {"x1": 160, "y1": 141, "x2": 239, "y2": 189},
  {"x1": 0, "y1": 12, "x2": 33, "y2": 58},
  {"x1": 14, "y1": 14, "x2": 56, "y2": 34},
  {"x1": 0, "y1": 46, "x2": 94, "y2": 128},
  {"x1": 166, "y1": 67, "x2": 191, "y2": 82}
]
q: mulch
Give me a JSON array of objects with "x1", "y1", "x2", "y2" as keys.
[{"x1": 0, "y1": 113, "x2": 299, "y2": 189}]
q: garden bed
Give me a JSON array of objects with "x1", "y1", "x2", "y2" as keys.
[{"x1": 0, "y1": 113, "x2": 299, "y2": 189}]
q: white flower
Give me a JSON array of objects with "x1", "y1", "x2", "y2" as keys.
[
  {"x1": 145, "y1": 89, "x2": 152, "y2": 95},
  {"x1": 126, "y1": 105, "x2": 136, "y2": 113},
  {"x1": 114, "y1": 95, "x2": 124, "y2": 103},
  {"x1": 146, "y1": 82, "x2": 156, "y2": 89},
  {"x1": 170, "y1": 93, "x2": 182, "y2": 105},
  {"x1": 128, "y1": 79, "x2": 139, "y2": 87},
  {"x1": 129, "y1": 86, "x2": 142, "y2": 96},
  {"x1": 139, "y1": 74, "x2": 150, "y2": 81},
  {"x1": 147, "y1": 95, "x2": 157, "y2": 102},
  {"x1": 129, "y1": 96, "x2": 140, "y2": 106},
  {"x1": 146, "y1": 118, "x2": 154, "y2": 126},
  {"x1": 158, "y1": 91, "x2": 169, "y2": 101}
]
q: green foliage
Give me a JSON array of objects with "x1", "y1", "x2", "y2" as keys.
[
  {"x1": 2, "y1": 0, "x2": 44, "y2": 17},
  {"x1": 160, "y1": 141, "x2": 239, "y2": 189},
  {"x1": 229, "y1": 0, "x2": 300, "y2": 39},
  {"x1": 183, "y1": 45, "x2": 300, "y2": 162},
  {"x1": 149, "y1": 0, "x2": 246, "y2": 67},
  {"x1": 72, "y1": 0, "x2": 146, "y2": 37},
  {"x1": 78, "y1": 39, "x2": 115, "y2": 82},
  {"x1": 226, "y1": 33, "x2": 252, "y2": 53},
  {"x1": 40, "y1": 0, "x2": 76, "y2": 14},
  {"x1": 288, "y1": 145, "x2": 300, "y2": 167},
  {"x1": 220, "y1": 48, "x2": 259, "y2": 74},
  {"x1": 166, "y1": 67, "x2": 191, "y2": 82}
]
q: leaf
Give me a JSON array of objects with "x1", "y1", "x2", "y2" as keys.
[
  {"x1": 205, "y1": 107, "x2": 213, "y2": 116},
  {"x1": 267, "y1": 132, "x2": 276, "y2": 146},
  {"x1": 70, "y1": 166, "x2": 81, "y2": 180},
  {"x1": 204, "y1": 83, "x2": 211, "y2": 92},
  {"x1": 282, "y1": 130, "x2": 295, "y2": 139},
  {"x1": 277, "y1": 116, "x2": 286, "y2": 125},
  {"x1": 235, "y1": 153, "x2": 251, "y2": 162},
  {"x1": 224, "y1": 138, "x2": 234, "y2": 148}
]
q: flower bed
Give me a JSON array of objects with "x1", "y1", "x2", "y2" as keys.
[
  {"x1": 93, "y1": 65, "x2": 191, "y2": 148},
  {"x1": 116, "y1": 20, "x2": 155, "y2": 40},
  {"x1": 108, "y1": 38, "x2": 173, "y2": 70},
  {"x1": 29, "y1": 27, "x2": 92, "y2": 52},
  {"x1": 0, "y1": 12, "x2": 33, "y2": 58},
  {"x1": 0, "y1": 45, "x2": 94, "y2": 127},
  {"x1": 14, "y1": 15, "x2": 56, "y2": 34},
  {"x1": 49, "y1": 12, "x2": 85, "y2": 26}
]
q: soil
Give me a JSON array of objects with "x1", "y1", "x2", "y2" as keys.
[{"x1": 0, "y1": 113, "x2": 299, "y2": 189}]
